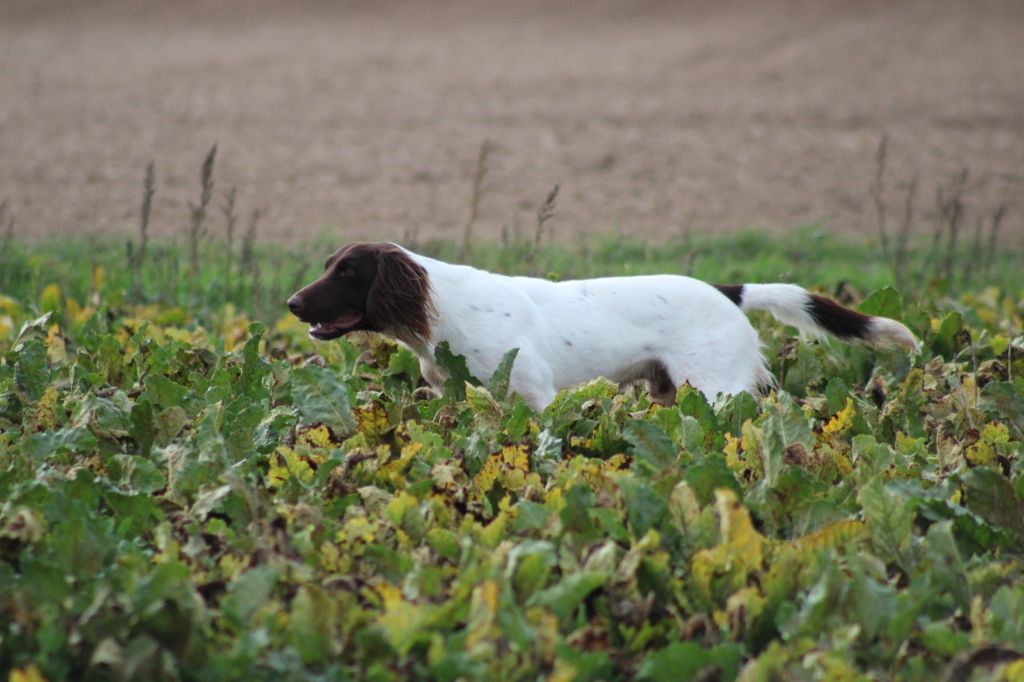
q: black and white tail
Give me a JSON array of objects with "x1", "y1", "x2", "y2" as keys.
[{"x1": 715, "y1": 283, "x2": 918, "y2": 350}]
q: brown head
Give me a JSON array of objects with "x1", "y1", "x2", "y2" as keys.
[{"x1": 287, "y1": 242, "x2": 434, "y2": 342}]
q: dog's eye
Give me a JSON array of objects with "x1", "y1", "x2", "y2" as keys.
[{"x1": 339, "y1": 268, "x2": 355, "y2": 278}]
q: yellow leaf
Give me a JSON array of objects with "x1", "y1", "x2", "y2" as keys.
[
  {"x1": 318, "y1": 542, "x2": 341, "y2": 571},
  {"x1": 981, "y1": 422, "x2": 1010, "y2": 445},
  {"x1": 465, "y1": 382, "x2": 502, "y2": 425},
  {"x1": 466, "y1": 579, "x2": 500, "y2": 650},
  {"x1": 792, "y1": 520, "x2": 865, "y2": 556},
  {"x1": 691, "y1": 489, "x2": 766, "y2": 604},
  {"x1": 39, "y1": 283, "x2": 61, "y2": 314},
  {"x1": 823, "y1": 397, "x2": 856, "y2": 438},
  {"x1": 45, "y1": 324, "x2": 67, "y2": 364},
  {"x1": 340, "y1": 515, "x2": 377, "y2": 544},
  {"x1": 381, "y1": 440, "x2": 422, "y2": 483},
  {"x1": 355, "y1": 403, "x2": 390, "y2": 439},
  {"x1": 33, "y1": 386, "x2": 60, "y2": 431},
  {"x1": 219, "y1": 554, "x2": 247, "y2": 580},
  {"x1": 385, "y1": 492, "x2": 418, "y2": 529},
  {"x1": 723, "y1": 433, "x2": 744, "y2": 472},
  {"x1": 966, "y1": 442, "x2": 996, "y2": 467},
  {"x1": 0, "y1": 294, "x2": 20, "y2": 315},
  {"x1": 92, "y1": 264, "x2": 107, "y2": 292},
  {"x1": 9, "y1": 664, "x2": 47, "y2": 682},
  {"x1": 479, "y1": 512, "x2": 506, "y2": 548},
  {"x1": 266, "y1": 446, "x2": 321, "y2": 489},
  {"x1": 1004, "y1": 659, "x2": 1024, "y2": 682},
  {"x1": 298, "y1": 424, "x2": 334, "y2": 449},
  {"x1": 474, "y1": 443, "x2": 533, "y2": 494},
  {"x1": 718, "y1": 489, "x2": 764, "y2": 566},
  {"x1": 376, "y1": 583, "x2": 428, "y2": 657}
]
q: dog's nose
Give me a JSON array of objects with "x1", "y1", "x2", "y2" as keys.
[{"x1": 287, "y1": 295, "x2": 303, "y2": 315}]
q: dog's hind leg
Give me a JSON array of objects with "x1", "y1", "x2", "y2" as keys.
[{"x1": 644, "y1": 360, "x2": 678, "y2": 406}]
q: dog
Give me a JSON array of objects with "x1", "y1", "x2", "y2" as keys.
[{"x1": 287, "y1": 242, "x2": 916, "y2": 410}]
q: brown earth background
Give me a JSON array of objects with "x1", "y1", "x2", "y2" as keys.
[{"x1": 1, "y1": 0, "x2": 1022, "y2": 244}]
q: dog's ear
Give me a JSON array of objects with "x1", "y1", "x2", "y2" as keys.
[{"x1": 366, "y1": 246, "x2": 434, "y2": 340}]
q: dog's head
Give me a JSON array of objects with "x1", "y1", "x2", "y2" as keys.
[{"x1": 287, "y1": 242, "x2": 434, "y2": 342}]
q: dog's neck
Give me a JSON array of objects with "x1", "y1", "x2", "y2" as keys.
[{"x1": 399, "y1": 250, "x2": 482, "y2": 358}]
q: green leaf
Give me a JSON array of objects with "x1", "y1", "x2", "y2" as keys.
[
  {"x1": 716, "y1": 391, "x2": 759, "y2": 436},
  {"x1": 761, "y1": 393, "x2": 813, "y2": 488},
  {"x1": 560, "y1": 484, "x2": 597, "y2": 538},
  {"x1": 982, "y1": 379, "x2": 1024, "y2": 434},
  {"x1": 624, "y1": 420, "x2": 677, "y2": 473},
  {"x1": 920, "y1": 521, "x2": 970, "y2": 610},
  {"x1": 14, "y1": 339, "x2": 50, "y2": 403},
  {"x1": 486, "y1": 347, "x2": 519, "y2": 401},
  {"x1": 525, "y1": 570, "x2": 606, "y2": 621},
  {"x1": 222, "y1": 566, "x2": 279, "y2": 629},
  {"x1": 512, "y1": 500, "x2": 550, "y2": 533},
  {"x1": 859, "y1": 287, "x2": 903, "y2": 319},
  {"x1": 237, "y1": 322, "x2": 271, "y2": 398},
  {"x1": 22, "y1": 426, "x2": 97, "y2": 459},
  {"x1": 960, "y1": 467, "x2": 1024, "y2": 540},
  {"x1": 616, "y1": 474, "x2": 668, "y2": 538},
  {"x1": 931, "y1": 310, "x2": 965, "y2": 359},
  {"x1": 637, "y1": 642, "x2": 744, "y2": 682},
  {"x1": 289, "y1": 585, "x2": 339, "y2": 663},
  {"x1": 72, "y1": 392, "x2": 132, "y2": 439},
  {"x1": 508, "y1": 540, "x2": 557, "y2": 601},
  {"x1": 465, "y1": 383, "x2": 502, "y2": 427},
  {"x1": 107, "y1": 454, "x2": 167, "y2": 494},
  {"x1": 290, "y1": 364, "x2": 356, "y2": 435},
  {"x1": 154, "y1": 406, "x2": 188, "y2": 445},
  {"x1": 129, "y1": 399, "x2": 155, "y2": 456},
  {"x1": 685, "y1": 453, "x2": 741, "y2": 507},
  {"x1": 144, "y1": 374, "x2": 190, "y2": 412},
  {"x1": 384, "y1": 346, "x2": 422, "y2": 384},
  {"x1": 859, "y1": 478, "x2": 915, "y2": 571},
  {"x1": 433, "y1": 341, "x2": 479, "y2": 402},
  {"x1": 426, "y1": 527, "x2": 461, "y2": 562}
]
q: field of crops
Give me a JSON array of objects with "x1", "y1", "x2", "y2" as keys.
[{"x1": 2, "y1": 238, "x2": 1023, "y2": 681}]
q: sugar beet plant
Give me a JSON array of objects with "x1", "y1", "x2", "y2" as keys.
[{"x1": 1, "y1": 273, "x2": 1023, "y2": 680}]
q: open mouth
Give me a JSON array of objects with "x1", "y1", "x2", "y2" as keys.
[{"x1": 308, "y1": 311, "x2": 364, "y2": 340}]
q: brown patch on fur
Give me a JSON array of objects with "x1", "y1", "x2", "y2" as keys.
[
  {"x1": 806, "y1": 294, "x2": 872, "y2": 340},
  {"x1": 638, "y1": 359, "x2": 676, "y2": 405},
  {"x1": 365, "y1": 244, "x2": 436, "y2": 341},
  {"x1": 714, "y1": 284, "x2": 745, "y2": 306}
]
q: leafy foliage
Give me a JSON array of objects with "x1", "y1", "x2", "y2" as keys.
[{"x1": 1, "y1": 275, "x2": 1023, "y2": 681}]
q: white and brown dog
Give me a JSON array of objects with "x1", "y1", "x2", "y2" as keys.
[{"x1": 287, "y1": 243, "x2": 916, "y2": 410}]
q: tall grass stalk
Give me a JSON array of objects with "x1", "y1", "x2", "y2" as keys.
[
  {"x1": 528, "y1": 184, "x2": 559, "y2": 275},
  {"x1": 130, "y1": 161, "x2": 156, "y2": 301},
  {"x1": 458, "y1": 140, "x2": 492, "y2": 261},
  {"x1": 188, "y1": 145, "x2": 217, "y2": 294},
  {"x1": 223, "y1": 186, "x2": 238, "y2": 299}
]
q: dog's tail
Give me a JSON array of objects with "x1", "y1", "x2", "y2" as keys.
[{"x1": 715, "y1": 283, "x2": 918, "y2": 350}]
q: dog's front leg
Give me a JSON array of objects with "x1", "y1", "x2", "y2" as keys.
[{"x1": 412, "y1": 356, "x2": 447, "y2": 401}]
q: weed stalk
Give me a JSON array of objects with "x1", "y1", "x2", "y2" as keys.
[
  {"x1": 459, "y1": 140, "x2": 492, "y2": 261},
  {"x1": 223, "y1": 186, "x2": 238, "y2": 300},
  {"x1": 528, "y1": 184, "x2": 559, "y2": 276},
  {"x1": 131, "y1": 161, "x2": 156, "y2": 301},
  {"x1": 188, "y1": 145, "x2": 217, "y2": 296}
]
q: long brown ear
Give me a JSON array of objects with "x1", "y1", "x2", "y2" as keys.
[{"x1": 366, "y1": 245, "x2": 435, "y2": 341}]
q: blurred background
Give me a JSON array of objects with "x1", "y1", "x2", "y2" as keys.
[{"x1": 1, "y1": 0, "x2": 1021, "y2": 243}]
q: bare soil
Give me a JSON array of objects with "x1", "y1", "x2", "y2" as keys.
[{"x1": 2, "y1": 0, "x2": 1022, "y2": 244}]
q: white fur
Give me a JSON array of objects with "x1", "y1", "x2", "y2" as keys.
[{"x1": 394, "y1": 248, "x2": 911, "y2": 410}]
